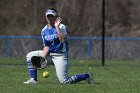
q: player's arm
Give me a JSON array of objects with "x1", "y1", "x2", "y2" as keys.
[
  {"x1": 55, "y1": 17, "x2": 67, "y2": 42},
  {"x1": 42, "y1": 46, "x2": 49, "y2": 57}
]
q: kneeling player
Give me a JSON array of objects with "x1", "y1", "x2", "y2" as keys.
[{"x1": 23, "y1": 8, "x2": 94, "y2": 84}]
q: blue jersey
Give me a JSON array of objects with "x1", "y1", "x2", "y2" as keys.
[{"x1": 41, "y1": 24, "x2": 68, "y2": 53}]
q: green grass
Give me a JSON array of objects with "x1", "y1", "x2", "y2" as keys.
[{"x1": 0, "y1": 59, "x2": 140, "y2": 93}]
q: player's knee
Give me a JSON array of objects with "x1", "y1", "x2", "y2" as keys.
[
  {"x1": 59, "y1": 79, "x2": 71, "y2": 84},
  {"x1": 58, "y1": 77, "x2": 68, "y2": 84},
  {"x1": 26, "y1": 50, "x2": 43, "y2": 62},
  {"x1": 26, "y1": 52, "x2": 32, "y2": 62},
  {"x1": 59, "y1": 80, "x2": 67, "y2": 84},
  {"x1": 26, "y1": 52, "x2": 35, "y2": 68},
  {"x1": 26, "y1": 51, "x2": 35, "y2": 62}
]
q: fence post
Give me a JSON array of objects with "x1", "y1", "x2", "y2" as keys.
[
  {"x1": 102, "y1": 0, "x2": 105, "y2": 66},
  {"x1": 88, "y1": 37, "x2": 93, "y2": 59},
  {"x1": 8, "y1": 37, "x2": 12, "y2": 57}
]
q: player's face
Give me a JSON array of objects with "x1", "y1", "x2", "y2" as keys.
[{"x1": 46, "y1": 15, "x2": 57, "y2": 24}]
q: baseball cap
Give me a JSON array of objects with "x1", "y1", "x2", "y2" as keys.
[{"x1": 45, "y1": 9, "x2": 58, "y2": 16}]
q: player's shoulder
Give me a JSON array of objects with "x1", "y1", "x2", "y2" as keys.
[
  {"x1": 41, "y1": 25, "x2": 48, "y2": 33},
  {"x1": 42, "y1": 25, "x2": 48, "y2": 31}
]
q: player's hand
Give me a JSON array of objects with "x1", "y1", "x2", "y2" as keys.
[{"x1": 55, "y1": 17, "x2": 62, "y2": 27}]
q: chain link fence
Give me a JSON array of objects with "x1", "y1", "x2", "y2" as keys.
[{"x1": 0, "y1": 0, "x2": 140, "y2": 66}]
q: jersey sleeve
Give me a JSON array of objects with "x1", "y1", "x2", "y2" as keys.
[{"x1": 59, "y1": 24, "x2": 68, "y2": 35}]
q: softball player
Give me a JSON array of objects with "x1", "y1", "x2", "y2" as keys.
[{"x1": 23, "y1": 8, "x2": 94, "y2": 84}]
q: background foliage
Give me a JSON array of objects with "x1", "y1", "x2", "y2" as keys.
[{"x1": 0, "y1": 0, "x2": 140, "y2": 36}]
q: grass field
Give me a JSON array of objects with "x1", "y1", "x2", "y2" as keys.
[{"x1": 0, "y1": 59, "x2": 140, "y2": 93}]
